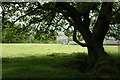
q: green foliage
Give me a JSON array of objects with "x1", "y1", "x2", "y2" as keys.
[
  {"x1": 2, "y1": 24, "x2": 32, "y2": 43},
  {"x1": 1, "y1": 2, "x2": 120, "y2": 43},
  {"x1": 106, "y1": 24, "x2": 120, "y2": 40}
]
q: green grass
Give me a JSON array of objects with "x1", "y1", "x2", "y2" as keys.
[
  {"x1": 2, "y1": 56, "x2": 83, "y2": 78},
  {"x1": 2, "y1": 43, "x2": 120, "y2": 79},
  {"x1": 2, "y1": 43, "x2": 87, "y2": 57}
]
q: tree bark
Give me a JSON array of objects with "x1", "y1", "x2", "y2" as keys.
[
  {"x1": 87, "y1": 3, "x2": 116, "y2": 79},
  {"x1": 56, "y1": 3, "x2": 114, "y2": 76},
  {"x1": 87, "y1": 2, "x2": 113, "y2": 71}
]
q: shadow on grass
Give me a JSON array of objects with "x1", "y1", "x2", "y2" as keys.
[{"x1": 2, "y1": 52, "x2": 120, "y2": 79}]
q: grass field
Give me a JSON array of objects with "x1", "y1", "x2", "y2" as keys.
[
  {"x1": 2, "y1": 43, "x2": 120, "y2": 79},
  {"x1": 2, "y1": 43, "x2": 119, "y2": 57},
  {"x1": 2, "y1": 43, "x2": 87, "y2": 57}
]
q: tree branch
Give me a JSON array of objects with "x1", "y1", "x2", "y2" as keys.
[
  {"x1": 54, "y1": 15, "x2": 63, "y2": 29},
  {"x1": 73, "y1": 28, "x2": 87, "y2": 47},
  {"x1": 112, "y1": 8, "x2": 120, "y2": 16},
  {"x1": 92, "y1": 2, "x2": 113, "y2": 44},
  {"x1": 28, "y1": 11, "x2": 53, "y2": 28},
  {"x1": 45, "y1": 12, "x2": 56, "y2": 29},
  {"x1": 55, "y1": 2, "x2": 94, "y2": 47},
  {"x1": 63, "y1": 25, "x2": 71, "y2": 32},
  {"x1": 82, "y1": 10, "x2": 91, "y2": 30},
  {"x1": 9, "y1": 7, "x2": 39, "y2": 28}
]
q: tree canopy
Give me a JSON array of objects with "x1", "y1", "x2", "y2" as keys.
[{"x1": 1, "y1": 2, "x2": 120, "y2": 43}]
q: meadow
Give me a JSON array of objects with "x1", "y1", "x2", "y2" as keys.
[{"x1": 2, "y1": 43, "x2": 120, "y2": 79}]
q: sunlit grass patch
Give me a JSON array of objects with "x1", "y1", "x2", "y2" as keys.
[
  {"x1": 2, "y1": 43, "x2": 87, "y2": 57},
  {"x1": 104, "y1": 46, "x2": 119, "y2": 54}
]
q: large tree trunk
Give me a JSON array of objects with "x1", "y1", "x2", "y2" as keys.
[
  {"x1": 87, "y1": 43, "x2": 107, "y2": 68},
  {"x1": 56, "y1": 2, "x2": 116, "y2": 79},
  {"x1": 87, "y1": 45, "x2": 117, "y2": 79},
  {"x1": 87, "y1": 3, "x2": 117, "y2": 79},
  {"x1": 67, "y1": 2, "x2": 115, "y2": 78}
]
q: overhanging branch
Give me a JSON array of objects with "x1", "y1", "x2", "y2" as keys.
[
  {"x1": 9, "y1": 7, "x2": 39, "y2": 28},
  {"x1": 45, "y1": 12, "x2": 56, "y2": 29},
  {"x1": 112, "y1": 8, "x2": 120, "y2": 16},
  {"x1": 54, "y1": 15, "x2": 63, "y2": 29},
  {"x1": 73, "y1": 28, "x2": 87, "y2": 47}
]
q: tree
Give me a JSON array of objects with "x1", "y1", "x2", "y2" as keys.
[
  {"x1": 2, "y1": 2, "x2": 59, "y2": 43},
  {"x1": 2, "y1": 2, "x2": 120, "y2": 78}
]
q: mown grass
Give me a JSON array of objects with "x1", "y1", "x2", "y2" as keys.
[
  {"x1": 2, "y1": 44, "x2": 120, "y2": 79},
  {"x1": 2, "y1": 43, "x2": 87, "y2": 57}
]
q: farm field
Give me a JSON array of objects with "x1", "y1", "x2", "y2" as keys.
[{"x1": 1, "y1": 44, "x2": 120, "y2": 79}]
